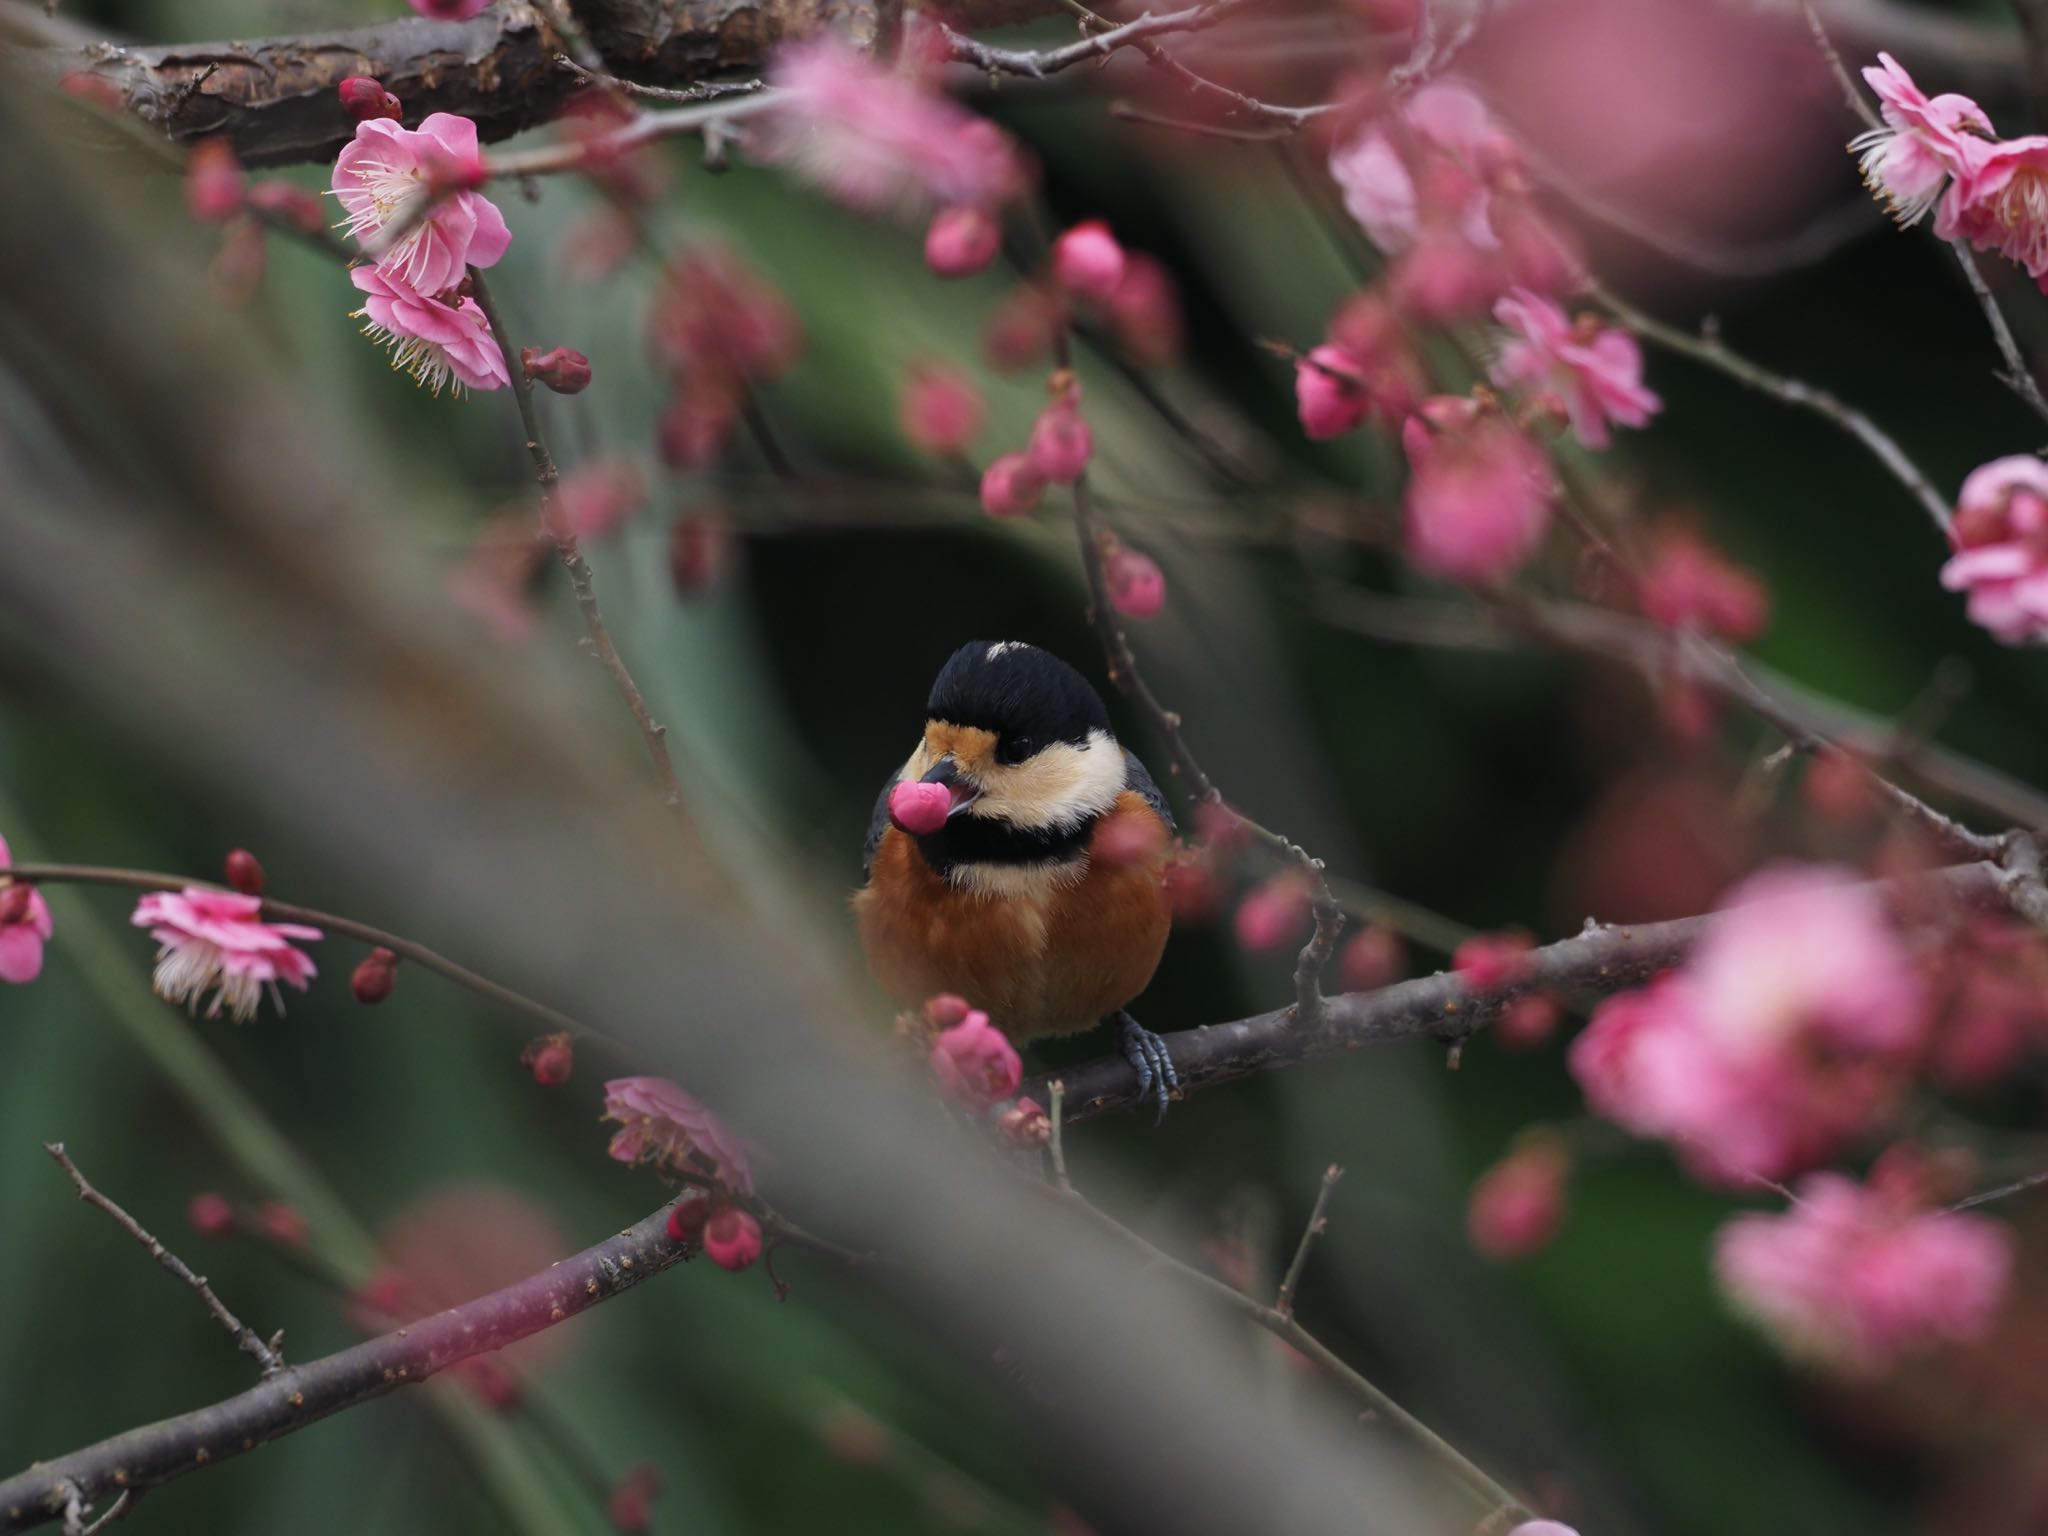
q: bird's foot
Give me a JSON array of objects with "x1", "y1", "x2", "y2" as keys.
[{"x1": 1115, "y1": 1010, "x2": 1179, "y2": 1124}]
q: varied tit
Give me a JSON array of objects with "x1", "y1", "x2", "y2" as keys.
[{"x1": 855, "y1": 640, "x2": 1181, "y2": 1116}]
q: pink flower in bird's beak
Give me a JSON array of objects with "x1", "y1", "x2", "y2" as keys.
[
  {"x1": 332, "y1": 112, "x2": 510, "y2": 294},
  {"x1": 889, "y1": 779, "x2": 953, "y2": 836}
]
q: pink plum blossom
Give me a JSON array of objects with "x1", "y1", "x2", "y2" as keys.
[
  {"x1": 1400, "y1": 408, "x2": 1553, "y2": 584},
  {"x1": 979, "y1": 453, "x2": 1045, "y2": 518},
  {"x1": 554, "y1": 457, "x2": 644, "y2": 542},
  {"x1": 130, "y1": 887, "x2": 321, "y2": 1023},
  {"x1": 1636, "y1": 526, "x2": 1769, "y2": 641},
  {"x1": 1946, "y1": 136, "x2": 2048, "y2": 280},
  {"x1": 929, "y1": 1010, "x2": 1022, "y2": 1109},
  {"x1": 349, "y1": 266, "x2": 509, "y2": 394},
  {"x1": 0, "y1": 836, "x2": 53, "y2": 986},
  {"x1": 332, "y1": 112, "x2": 510, "y2": 295},
  {"x1": 1851, "y1": 53, "x2": 1993, "y2": 231},
  {"x1": 898, "y1": 361, "x2": 984, "y2": 456},
  {"x1": 185, "y1": 139, "x2": 244, "y2": 223},
  {"x1": 1293, "y1": 293, "x2": 1423, "y2": 441},
  {"x1": 1050, "y1": 220, "x2": 1126, "y2": 305},
  {"x1": 1234, "y1": 876, "x2": 1309, "y2": 953},
  {"x1": 925, "y1": 205, "x2": 1002, "y2": 276},
  {"x1": 1714, "y1": 1173, "x2": 2013, "y2": 1373},
  {"x1": 1328, "y1": 81, "x2": 1517, "y2": 255},
  {"x1": 1296, "y1": 346, "x2": 1372, "y2": 440},
  {"x1": 1940, "y1": 454, "x2": 2048, "y2": 643},
  {"x1": 1102, "y1": 254, "x2": 1182, "y2": 368},
  {"x1": 1570, "y1": 865, "x2": 1923, "y2": 1185},
  {"x1": 765, "y1": 37, "x2": 1023, "y2": 213},
  {"x1": 1490, "y1": 289, "x2": 1661, "y2": 450},
  {"x1": 602, "y1": 1076, "x2": 756, "y2": 1194},
  {"x1": 650, "y1": 246, "x2": 801, "y2": 383}
]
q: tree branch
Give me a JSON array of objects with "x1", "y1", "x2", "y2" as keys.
[
  {"x1": 1033, "y1": 860, "x2": 2011, "y2": 1120},
  {"x1": 45, "y1": 1144, "x2": 284, "y2": 1379},
  {"x1": 0, "y1": 1200, "x2": 690, "y2": 1534}
]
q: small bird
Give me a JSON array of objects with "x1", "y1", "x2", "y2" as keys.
[{"x1": 855, "y1": 641, "x2": 1180, "y2": 1116}]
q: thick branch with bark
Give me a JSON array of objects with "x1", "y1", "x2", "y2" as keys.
[{"x1": 0, "y1": 1201, "x2": 688, "y2": 1534}]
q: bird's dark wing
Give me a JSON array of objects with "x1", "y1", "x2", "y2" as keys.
[
  {"x1": 1122, "y1": 748, "x2": 1175, "y2": 835},
  {"x1": 863, "y1": 773, "x2": 901, "y2": 878}
]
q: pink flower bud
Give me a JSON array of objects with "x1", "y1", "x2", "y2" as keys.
[
  {"x1": 520, "y1": 345, "x2": 592, "y2": 395},
  {"x1": 187, "y1": 1191, "x2": 236, "y2": 1239},
  {"x1": 1804, "y1": 750, "x2": 1875, "y2": 825},
  {"x1": 1453, "y1": 930, "x2": 1534, "y2": 991},
  {"x1": 1295, "y1": 346, "x2": 1370, "y2": 440},
  {"x1": 0, "y1": 885, "x2": 33, "y2": 926},
  {"x1": 889, "y1": 779, "x2": 952, "y2": 836},
  {"x1": 979, "y1": 452, "x2": 1045, "y2": 518},
  {"x1": 1051, "y1": 219, "x2": 1126, "y2": 305},
  {"x1": 556, "y1": 458, "x2": 644, "y2": 542},
  {"x1": 338, "y1": 76, "x2": 403, "y2": 122},
  {"x1": 258, "y1": 1200, "x2": 308, "y2": 1248},
  {"x1": 668, "y1": 510, "x2": 734, "y2": 596},
  {"x1": 923, "y1": 993, "x2": 974, "y2": 1030},
  {"x1": 929, "y1": 1010, "x2": 1022, "y2": 1109},
  {"x1": 656, "y1": 384, "x2": 739, "y2": 471},
  {"x1": 224, "y1": 848, "x2": 265, "y2": 895},
  {"x1": 1468, "y1": 1141, "x2": 1568, "y2": 1258},
  {"x1": 703, "y1": 1206, "x2": 764, "y2": 1271},
  {"x1": 999, "y1": 1096, "x2": 1052, "y2": 1147},
  {"x1": 1496, "y1": 991, "x2": 1561, "y2": 1050},
  {"x1": 246, "y1": 180, "x2": 326, "y2": 236},
  {"x1": 352, "y1": 946, "x2": 399, "y2": 1005},
  {"x1": 1338, "y1": 925, "x2": 1404, "y2": 992},
  {"x1": 666, "y1": 1191, "x2": 712, "y2": 1242},
  {"x1": 1235, "y1": 877, "x2": 1310, "y2": 953},
  {"x1": 899, "y1": 361, "x2": 985, "y2": 457},
  {"x1": 1105, "y1": 546, "x2": 1164, "y2": 620},
  {"x1": 925, "y1": 205, "x2": 1002, "y2": 277},
  {"x1": 1026, "y1": 403, "x2": 1092, "y2": 483},
  {"x1": 460, "y1": 1356, "x2": 522, "y2": 1411},
  {"x1": 184, "y1": 139, "x2": 244, "y2": 224},
  {"x1": 1163, "y1": 851, "x2": 1221, "y2": 922},
  {"x1": 523, "y1": 1033, "x2": 574, "y2": 1086},
  {"x1": 58, "y1": 70, "x2": 125, "y2": 111}
]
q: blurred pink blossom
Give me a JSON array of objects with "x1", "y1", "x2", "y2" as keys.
[
  {"x1": 1941, "y1": 454, "x2": 2048, "y2": 643},
  {"x1": 765, "y1": 37, "x2": 1023, "y2": 213},
  {"x1": 1490, "y1": 289, "x2": 1660, "y2": 450},
  {"x1": 1051, "y1": 220, "x2": 1126, "y2": 305},
  {"x1": 1400, "y1": 408, "x2": 1553, "y2": 584},
  {"x1": 899, "y1": 361, "x2": 984, "y2": 456},
  {"x1": 603, "y1": 1076, "x2": 756, "y2": 1194},
  {"x1": 408, "y1": 0, "x2": 491, "y2": 18},
  {"x1": 349, "y1": 266, "x2": 510, "y2": 394},
  {"x1": 1026, "y1": 402, "x2": 1093, "y2": 483},
  {"x1": 1468, "y1": 1139, "x2": 1568, "y2": 1258},
  {"x1": 1102, "y1": 254, "x2": 1182, "y2": 368},
  {"x1": 130, "y1": 887, "x2": 320, "y2": 1022},
  {"x1": 979, "y1": 453, "x2": 1045, "y2": 518},
  {"x1": 0, "y1": 836, "x2": 53, "y2": 986},
  {"x1": 1234, "y1": 876, "x2": 1309, "y2": 953},
  {"x1": 332, "y1": 113, "x2": 510, "y2": 294},
  {"x1": 555, "y1": 457, "x2": 645, "y2": 542},
  {"x1": 1105, "y1": 546, "x2": 1164, "y2": 620},
  {"x1": 929, "y1": 1010, "x2": 1022, "y2": 1109},
  {"x1": 1715, "y1": 1174, "x2": 2013, "y2": 1373},
  {"x1": 925, "y1": 205, "x2": 1002, "y2": 276},
  {"x1": 1636, "y1": 526, "x2": 1769, "y2": 641}
]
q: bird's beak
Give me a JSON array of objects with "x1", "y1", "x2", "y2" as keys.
[{"x1": 920, "y1": 756, "x2": 983, "y2": 817}]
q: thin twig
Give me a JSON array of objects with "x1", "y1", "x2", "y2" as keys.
[
  {"x1": 467, "y1": 267, "x2": 688, "y2": 817},
  {"x1": 555, "y1": 56, "x2": 765, "y2": 104},
  {"x1": 941, "y1": 0, "x2": 1258, "y2": 80},
  {"x1": 1952, "y1": 1164, "x2": 2048, "y2": 1211},
  {"x1": 1589, "y1": 279, "x2": 1953, "y2": 537},
  {"x1": 45, "y1": 1143, "x2": 283, "y2": 1378},
  {"x1": 1069, "y1": 478, "x2": 1345, "y2": 1021},
  {"x1": 1274, "y1": 1163, "x2": 1342, "y2": 1318},
  {"x1": 1047, "y1": 1079, "x2": 1072, "y2": 1193}
]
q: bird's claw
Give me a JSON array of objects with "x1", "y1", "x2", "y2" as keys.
[{"x1": 1116, "y1": 1011, "x2": 1179, "y2": 1124}]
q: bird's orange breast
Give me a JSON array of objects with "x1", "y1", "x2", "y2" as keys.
[{"x1": 855, "y1": 792, "x2": 1171, "y2": 1041}]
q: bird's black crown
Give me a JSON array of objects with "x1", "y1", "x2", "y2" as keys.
[{"x1": 926, "y1": 642, "x2": 1111, "y2": 762}]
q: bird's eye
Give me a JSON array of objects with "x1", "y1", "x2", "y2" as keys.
[{"x1": 997, "y1": 735, "x2": 1036, "y2": 764}]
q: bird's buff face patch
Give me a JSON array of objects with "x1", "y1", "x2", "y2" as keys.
[{"x1": 908, "y1": 724, "x2": 1123, "y2": 834}]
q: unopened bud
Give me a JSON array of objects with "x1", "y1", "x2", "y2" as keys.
[
  {"x1": 184, "y1": 139, "x2": 245, "y2": 224},
  {"x1": 520, "y1": 345, "x2": 592, "y2": 394},
  {"x1": 258, "y1": 1200, "x2": 307, "y2": 1247},
  {"x1": 668, "y1": 510, "x2": 734, "y2": 595},
  {"x1": 224, "y1": 848, "x2": 265, "y2": 895},
  {"x1": 1104, "y1": 545, "x2": 1164, "y2": 620},
  {"x1": 922, "y1": 993, "x2": 974, "y2": 1030},
  {"x1": 187, "y1": 1191, "x2": 236, "y2": 1239},
  {"x1": 0, "y1": 885, "x2": 32, "y2": 925},
  {"x1": 666, "y1": 1192, "x2": 712, "y2": 1243},
  {"x1": 998, "y1": 1096, "x2": 1052, "y2": 1147},
  {"x1": 338, "y1": 75, "x2": 403, "y2": 121},
  {"x1": 522, "y1": 1032, "x2": 574, "y2": 1086},
  {"x1": 352, "y1": 946, "x2": 399, "y2": 1004},
  {"x1": 246, "y1": 180, "x2": 326, "y2": 236}
]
